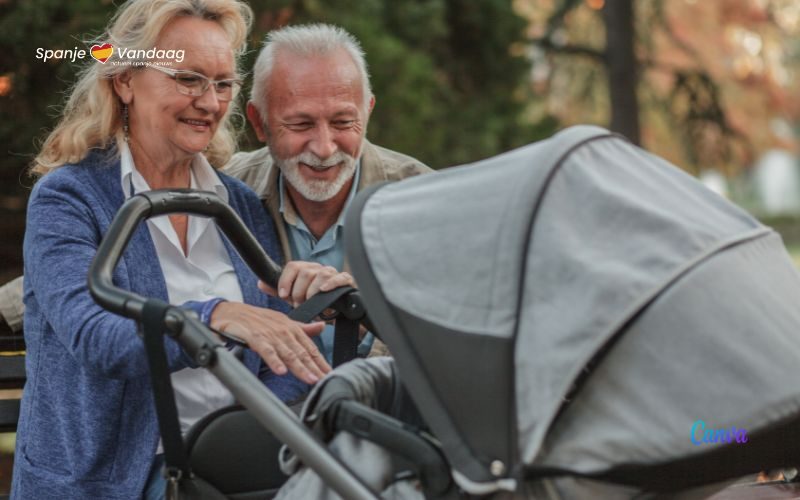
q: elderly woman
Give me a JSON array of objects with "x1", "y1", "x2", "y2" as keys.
[{"x1": 11, "y1": 1, "x2": 349, "y2": 498}]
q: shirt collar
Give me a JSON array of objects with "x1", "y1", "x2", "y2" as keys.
[
  {"x1": 278, "y1": 160, "x2": 361, "y2": 229},
  {"x1": 119, "y1": 142, "x2": 228, "y2": 202}
]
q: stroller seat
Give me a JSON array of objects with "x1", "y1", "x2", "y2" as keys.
[{"x1": 185, "y1": 405, "x2": 288, "y2": 499}]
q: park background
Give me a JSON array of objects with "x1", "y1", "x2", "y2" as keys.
[
  {"x1": 4, "y1": 0, "x2": 800, "y2": 281},
  {"x1": 1, "y1": 0, "x2": 800, "y2": 492}
]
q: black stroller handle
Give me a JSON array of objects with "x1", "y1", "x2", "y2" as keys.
[
  {"x1": 89, "y1": 189, "x2": 374, "y2": 338},
  {"x1": 87, "y1": 189, "x2": 380, "y2": 500},
  {"x1": 89, "y1": 189, "x2": 283, "y2": 319}
]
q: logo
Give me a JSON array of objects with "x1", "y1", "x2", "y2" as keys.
[
  {"x1": 690, "y1": 420, "x2": 748, "y2": 445},
  {"x1": 90, "y1": 43, "x2": 114, "y2": 63},
  {"x1": 35, "y1": 43, "x2": 183, "y2": 66}
]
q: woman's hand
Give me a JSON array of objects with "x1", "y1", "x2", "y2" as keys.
[
  {"x1": 210, "y1": 302, "x2": 330, "y2": 384},
  {"x1": 258, "y1": 261, "x2": 356, "y2": 308}
]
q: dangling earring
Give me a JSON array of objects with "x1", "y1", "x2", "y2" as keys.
[{"x1": 122, "y1": 103, "x2": 129, "y2": 142}]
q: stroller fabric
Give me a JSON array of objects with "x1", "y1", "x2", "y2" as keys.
[{"x1": 342, "y1": 125, "x2": 800, "y2": 494}]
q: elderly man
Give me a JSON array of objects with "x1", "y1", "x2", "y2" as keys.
[
  {"x1": 0, "y1": 24, "x2": 431, "y2": 360},
  {"x1": 226, "y1": 23, "x2": 432, "y2": 360}
]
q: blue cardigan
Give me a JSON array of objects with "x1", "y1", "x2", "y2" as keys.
[{"x1": 12, "y1": 149, "x2": 307, "y2": 499}]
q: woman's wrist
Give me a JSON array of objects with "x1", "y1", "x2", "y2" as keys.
[{"x1": 200, "y1": 297, "x2": 227, "y2": 326}]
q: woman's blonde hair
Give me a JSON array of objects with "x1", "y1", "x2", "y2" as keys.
[{"x1": 31, "y1": 0, "x2": 252, "y2": 176}]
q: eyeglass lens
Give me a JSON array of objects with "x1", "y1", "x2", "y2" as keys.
[{"x1": 173, "y1": 72, "x2": 239, "y2": 101}]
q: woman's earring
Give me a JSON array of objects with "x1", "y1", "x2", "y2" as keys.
[{"x1": 122, "y1": 103, "x2": 129, "y2": 142}]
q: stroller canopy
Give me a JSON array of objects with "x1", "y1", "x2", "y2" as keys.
[{"x1": 345, "y1": 126, "x2": 800, "y2": 493}]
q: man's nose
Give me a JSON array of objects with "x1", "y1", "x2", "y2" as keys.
[{"x1": 308, "y1": 125, "x2": 337, "y2": 159}]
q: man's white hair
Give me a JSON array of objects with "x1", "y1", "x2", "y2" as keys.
[{"x1": 250, "y1": 23, "x2": 373, "y2": 123}]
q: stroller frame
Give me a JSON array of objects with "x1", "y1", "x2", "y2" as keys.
[{"x1": 87, "y1": 188, "x2": 457, "y2": 500}]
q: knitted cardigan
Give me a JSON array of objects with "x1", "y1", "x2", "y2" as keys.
[{"x1": 12, "y1": 149, "x2": 307, "y2": 499}]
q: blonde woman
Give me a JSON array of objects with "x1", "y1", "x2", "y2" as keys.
[{"x1": 12, "y1": 1, "x2": 350, "y2": 498}]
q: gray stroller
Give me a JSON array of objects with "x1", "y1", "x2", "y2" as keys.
[
  {"x1": 281, "y1": 125, "x2": 800, "y2": 498},
  {"x1": 90, "y1": 125, "x2": 800, "y2": 499}
]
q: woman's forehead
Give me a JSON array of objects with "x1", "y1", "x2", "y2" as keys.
[{"x1": 156, "y1": 17, "x2": 235, "y2": 72}]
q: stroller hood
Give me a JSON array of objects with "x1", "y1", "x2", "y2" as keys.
[{"x1": 345, "y1": 126, "x2": 800, "y2": 492}]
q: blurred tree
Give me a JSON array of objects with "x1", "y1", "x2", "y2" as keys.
[
  {"x1": 603, "y1": 0, "x2": 639, "y2": 144},
  {"x1": 522, "y1": 0, "x2": 800, "y2": 174},
  {"x1": 0, "y1": 0, "x2": 116, "y2": 176},
  {"x1": 0, "y1": 0, "x2": 551, "y2": 278},
  {"x1": 0, "y1": 0, "x2": 118, "y2": 278},
  {"x1": 0, "y1": 0, "x2": 552, "y2": 170},
  {"x1": 245, "y1": 0, "x2": 555, "y2": 167}
]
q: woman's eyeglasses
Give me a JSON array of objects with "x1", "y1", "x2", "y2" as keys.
[{"x1": 147, "y1": 65, "x2": 242, "y2": 102}]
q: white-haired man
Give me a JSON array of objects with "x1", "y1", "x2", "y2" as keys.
[
  {"x1": 224, "y1": 23, "x2": 432, "y2": 360},
  {"x1": 0, "y1": 24, "x2": 432, "y2": 360}
]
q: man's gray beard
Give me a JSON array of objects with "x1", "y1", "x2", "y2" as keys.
[{"x1": 273, "y1": 150, "x2": 358, "y2": 202}]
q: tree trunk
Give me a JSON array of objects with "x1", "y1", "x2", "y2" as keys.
[{"x1": 603, "y1": 0, "x2": 640, "y2": 145}]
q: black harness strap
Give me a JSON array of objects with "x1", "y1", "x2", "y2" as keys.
[
  {"x1": 330, "y1": 317, "x2": 359, "y2": 368},
  {"x1": 288, "y1": 288, "x2": 360, "y2": 367},
  {"x1": 141, "y1": 299, "x2": 191, "y2": 480}
]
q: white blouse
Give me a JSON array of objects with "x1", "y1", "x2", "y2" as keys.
[{"x1": 120, "y1": 143, "x2": 241, "y2": 448}]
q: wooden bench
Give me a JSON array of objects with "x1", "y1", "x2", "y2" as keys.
[
  {"x1": 0, "y1": 319, "x2": 25, "y2": 499},
  {"x1": 0, "y1": 355, "x2": 24, "y2": 432}
]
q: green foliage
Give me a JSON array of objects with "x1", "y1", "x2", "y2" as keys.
[
  {"x1": 1, "y1": 0, "x2": 552, "y2": 177},
  {"x1": 0, "y1": 0, "x2": 117, "y2": 190},
  {"x1": 293, "y1": 0, "x2": 554, "y2": 167}
]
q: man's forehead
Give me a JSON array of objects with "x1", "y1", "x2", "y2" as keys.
[
  {"x1": 271, "y1": 50, "x2": 362, "y2": 93},
  {"x1": 268, "y1": 52, "x2": 364, "y2": 113},
  {"x1": 287, "y1": 81, "x2": 359, "y2": 100}
]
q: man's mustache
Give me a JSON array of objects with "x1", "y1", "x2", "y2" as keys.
[{"x1": 294, "y1": 151, "x2": 354, "y2": 169}]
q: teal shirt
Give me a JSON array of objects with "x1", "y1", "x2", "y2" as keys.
[{"x1": 278, "y1": 164, "x2": 373, "y2": 361}]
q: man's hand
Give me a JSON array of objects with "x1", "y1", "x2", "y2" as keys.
[
  {"x1": 258, "y1": 261, "x2": 356, "y2": 307},
  {"x1": 210, "y1": 302, "x2": 330, "y2": 384}
]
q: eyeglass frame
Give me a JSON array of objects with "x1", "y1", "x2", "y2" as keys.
[{"x1": 145, "y1": 64, "x2": 243, "y2": 102}]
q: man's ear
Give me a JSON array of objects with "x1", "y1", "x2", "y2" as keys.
[
  {"x1": 367, "y1": 95, "x2": 376, "y2": 117},
  {"x1": 112, "y1": 71, "x2": 134, "y2": 104},
  {"x1": 246, "y1": 102, "x2": 269, "y2": 143}
]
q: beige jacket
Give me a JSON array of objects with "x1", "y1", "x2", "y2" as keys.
[{"x1": 223, "y1": 140, "x2": 432, "y2": 261}]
